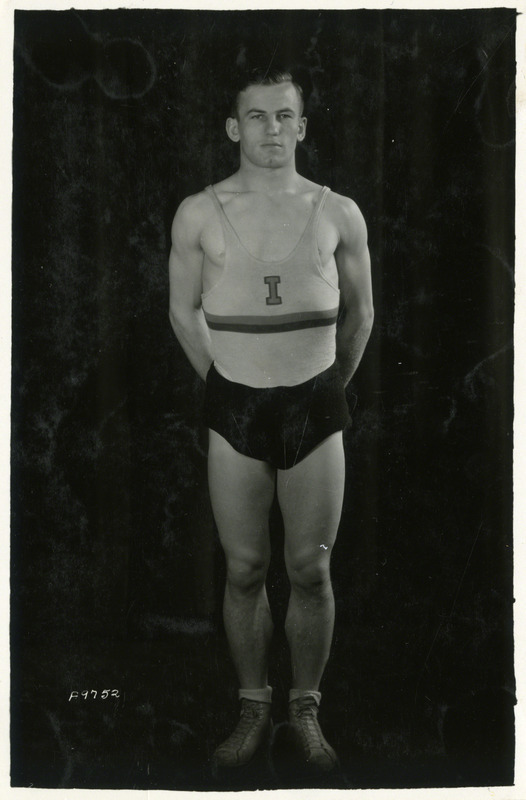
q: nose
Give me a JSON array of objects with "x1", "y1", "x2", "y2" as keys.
[{"x1": 265, "y1": 115, "x2": 280, "y2": 134}]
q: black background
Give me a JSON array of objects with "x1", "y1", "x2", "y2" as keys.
[{"x1": 11, "y1": 8, "x2": 515, "y2": 791}]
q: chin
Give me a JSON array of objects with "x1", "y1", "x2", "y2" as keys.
[{"x1": 263, "y1": 152, "x2": 288, "y2": 166}]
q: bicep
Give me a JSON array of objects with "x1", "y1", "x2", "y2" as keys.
[
  {"x1": 337, "y1": 246, "x2": 373, "y2": 313},
  {"x1": 168, "y1": 246, "x2": 203, "y2": 312},
  {"x1": 168, "y1": 203, "x2": 205, "y2": 312},
  {"x1": 335, "y1": 202, "x2": 373, "y2": 315}
]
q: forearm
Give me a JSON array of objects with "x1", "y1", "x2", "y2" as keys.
[
  {"x1": 335, "y1": 312, "x2": 374, "y2": 386},
  {"x1": 169, "y1": 306, "x2": 213, "y2": 381}
]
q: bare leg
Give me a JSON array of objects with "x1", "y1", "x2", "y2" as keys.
[
  {"x1": 277, "y1": 432, "x2": 345, "y2": 691},
  {"x1": 208, "y1": 430, "x2": 276, "y2": 689}
]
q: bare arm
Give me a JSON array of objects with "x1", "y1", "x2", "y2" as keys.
[
  {"x1": 333, "y1": 196, "x2": 374, "y2": 386},
  {"x1": 168, "y1": 195, "x2": 213, "y2": 381}
]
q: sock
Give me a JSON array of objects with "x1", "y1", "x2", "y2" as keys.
[
  {"x1": 289, "y1": 689, "x2": 322, "y2": 706},
  {"x1": 238, "y1": 685, "x2": 272, "y2": 703}
]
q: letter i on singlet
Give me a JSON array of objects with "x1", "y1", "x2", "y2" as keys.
[{"x1": 264, "y1": 275, "x2": 282, "y2": 305}]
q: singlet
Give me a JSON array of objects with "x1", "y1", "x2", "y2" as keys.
[{"x1": 201, "y1": 184, "x2": 340, "y2": 388}]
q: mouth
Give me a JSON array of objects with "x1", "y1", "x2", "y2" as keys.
[{"x1": 261, "y1": 142, "x2": 282, "y2": 148}]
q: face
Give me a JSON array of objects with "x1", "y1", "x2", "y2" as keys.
[{"x1": 226, "y1": 82, "x2": 307, "y2": 169}]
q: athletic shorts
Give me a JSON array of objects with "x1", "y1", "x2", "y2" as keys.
[{"x1": 203, "y1": 361, "x2": 351, "y2": 470}]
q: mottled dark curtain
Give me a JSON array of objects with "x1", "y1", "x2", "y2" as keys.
[{"x1": 11, "y1": 8, "x2": 515, "y2": 791}]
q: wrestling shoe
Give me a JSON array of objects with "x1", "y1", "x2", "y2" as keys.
[
  {"x1": 288, "y1": 695, "x2": 338, "y2": 771},
  {"x1": 212, "y1": 698, "x2": 273, "y2": 768}
]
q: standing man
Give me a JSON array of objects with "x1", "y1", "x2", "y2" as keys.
[{"x1": 168, "y1": 70, "x2": 373, "y2": 773}]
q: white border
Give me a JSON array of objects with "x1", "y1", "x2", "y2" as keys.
[{"x1": 2, "y1": 1, "x2": 523, "y2": 798}]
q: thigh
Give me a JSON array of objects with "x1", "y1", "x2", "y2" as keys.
[
  {"x1": 277, "y1": 432, "x2": 345, "y2": 565},
  {"x1": 208, "y1": 429, "x2": 276, "y2": 562}
]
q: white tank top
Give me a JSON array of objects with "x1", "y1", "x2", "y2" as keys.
[{"x1": 201, "y1": 185, "x2": 340, "y2": 388}]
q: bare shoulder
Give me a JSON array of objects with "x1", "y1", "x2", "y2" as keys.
[
  {"x1": 171, "y1": 188, "x2": 215, "y2": 244},
  {"x1": 325, "y1": 190, "x2": 367, "y2": 244}
]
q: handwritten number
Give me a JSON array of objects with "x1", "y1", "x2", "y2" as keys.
[{"x1": 68, "y1": 688, "x2": 120, "y2": 700}]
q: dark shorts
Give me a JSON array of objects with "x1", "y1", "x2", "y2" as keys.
[{"x1": 203, "y1": 361, "x2": 351, "y2": 470}]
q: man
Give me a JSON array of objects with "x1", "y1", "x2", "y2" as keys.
[{"x1": 168, "y1": 70, "x2": 373, "y2": 773}]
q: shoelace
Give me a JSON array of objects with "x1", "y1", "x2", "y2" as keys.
[
  {"x1": 226, "y1": 700, "x2": 267, "y2": 748},
  {"x1": 291, "y1": 699, "x2": 328, "y2": 751}
]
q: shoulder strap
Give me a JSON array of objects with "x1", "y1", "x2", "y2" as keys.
[
  {"x1": 312, "y1": 186, "x2": 330, "y2": 231},
  {"x1": 206, "y1": 185, "x2": 240, "y2": 249},
  {"x1": 206, "y1": 184, "x2": 229, "y2": 224},
  {"x1": 205, "y1": 184, "x2": 223, "y2": 213}
]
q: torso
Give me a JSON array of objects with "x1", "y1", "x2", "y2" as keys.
[
  {"x1": 200, "y1": 180, "x2": 340, "y2": 294},
  {"x1": 197, "y1": 177, "x2": 343, "y2": 387}
]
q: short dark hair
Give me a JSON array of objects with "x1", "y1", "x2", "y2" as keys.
[{"x1": 230, "y1": 69, "x2": 304, "y2": 119}]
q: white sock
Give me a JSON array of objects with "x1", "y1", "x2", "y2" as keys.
[
  {"x1": 289, "y1": 689, "x2": 322, "y2": 706},
  {"x1": 238, "y1": 685, "x2": 272, "y2": 703}
]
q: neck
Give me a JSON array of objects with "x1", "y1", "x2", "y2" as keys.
[{"x1": 237, "y1": 157, "x2": 301, "y2": 194}]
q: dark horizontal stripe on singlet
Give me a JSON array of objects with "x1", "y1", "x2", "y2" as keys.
[{"x1": 204, "y1": 307, "x2": 339, "y2": 334}]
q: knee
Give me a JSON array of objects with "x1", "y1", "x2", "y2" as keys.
[
  {"x1": 286, "y1": 554, "x2": 331, "y2": 595},
  {"x1": 226, "y1": 555, "x2": 269, "y2": 594}
]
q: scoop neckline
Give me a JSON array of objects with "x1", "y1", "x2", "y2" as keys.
[{"x1": 209, "y1": 185, "x2": 326, "y2": 266}]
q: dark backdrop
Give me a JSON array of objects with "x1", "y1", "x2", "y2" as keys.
[{"x1": 11, "y1": 8, "x2": 515, "y2": 791}]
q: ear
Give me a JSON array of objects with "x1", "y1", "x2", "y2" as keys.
[
  {"x1": 297, "y1": 116, "x2": 307, "y2": 142},
  {"x1": 226, "y1": 117, "x2": 240, "y2": 142}
]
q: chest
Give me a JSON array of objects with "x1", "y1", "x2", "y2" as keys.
[{"x1": 202, "y1": 193, "x2": 339, "y2": 265}]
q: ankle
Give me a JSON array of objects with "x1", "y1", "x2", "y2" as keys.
[
  {"x1": 239, "y1": 685, "x2": 272, "y2": 703},
  {"x1": 289, "y1": 689, "x2": 321, "y2": 706}
]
